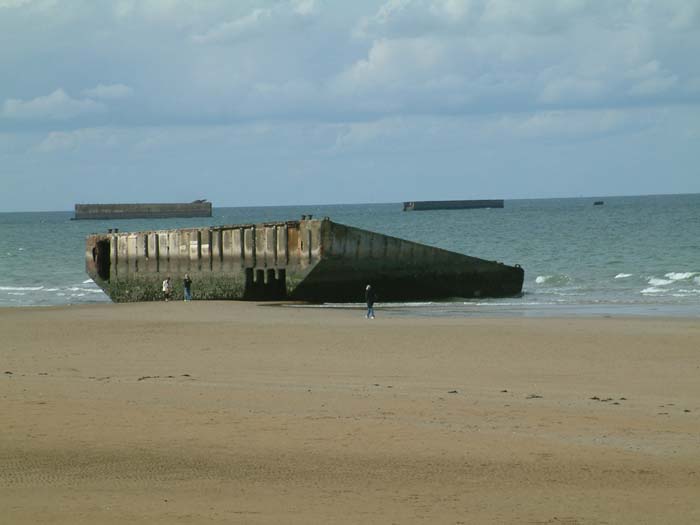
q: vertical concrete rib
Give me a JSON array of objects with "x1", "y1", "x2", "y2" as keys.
[
  {"x1": 231, "y1": 228, "x2": 243, "y2": 268},
  {"x1": 127, "y1": 234, "x2": 138, "y2": 274},
  {"x1": 277, "y1": 226, "x2": 287, "y2": 266},
  {"x1": 244, "y1": 227, "x2": 256, "y2": 268},
  {"x1": 111, "y1": 235, "x2": 118, "y2": 278},
  {"x1": 163, "y1": 232, "x2": 173, "y2": 274},
  {"x1": 256, "y1": 227, "x2": 267, "y2": 267},
  {"x1": 265, "y1": 226, "x2": 276, "y2": 267},
  {"x1": 155, "y1": 233, "x2": 160, "y2": 273}
]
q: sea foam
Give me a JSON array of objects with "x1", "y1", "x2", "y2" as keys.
[
  {"x1": 535, "y1": 274, "x2": 570, "y2": 285},
  {"x1": 614, "y1": 273, "x2": 632, "y2": 279},
  {"x1": 648, "y1": 278, "x2": 673, "y2": 286},
  {"x1": 665, "y1": 272, "x2": 698, "y2": 281}
]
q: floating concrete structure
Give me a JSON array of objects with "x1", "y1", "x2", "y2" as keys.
[
  {"x1": 403, "y1": 199, "x2": 504, "y2": 211},
  {"x1": 85, "y1": 217, "x2": 524, "y2": 302},
  {"x1": 73, "y1": 200, "x2": 212, "y2": 220}
]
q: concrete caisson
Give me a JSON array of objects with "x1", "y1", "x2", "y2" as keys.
[
  {"x1": 85, "y1": 218, "x2": 524, "y2": 302},
  {"x1": 74, "y1": 201, "x2": 212, "y2": 220}
]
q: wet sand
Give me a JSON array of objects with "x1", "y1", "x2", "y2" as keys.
[{"x1": 1, "y1": 302, "x2": 699, "y2": 524}]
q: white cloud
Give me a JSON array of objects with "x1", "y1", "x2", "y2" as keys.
[
  {"x1": 0, "y1": 0, "x2": 33, "y2": 8},
  {"x1": 34, "y1": 127, "x2": 126, "y2": 153},
  {"x1": 292, "y1": 0, "x2": 317, "y2": 16},
  {"x1": 192, "y1": 8, "x2": 274, "y2": 44},
  {"x1": 538, "y1": 75, "x2": 606, "y2": 104},
  {"x1": 1, "y1": 89, "x2": 105, "y2": 120},
  {"x1": 488, "y1": 109, "x2": 637, "y2": 140},
  {"x1": 333, "y1": 37, "x2": 450, "y2": 95},
  {"x1": 82, "y1": 83, "x2": 134, "y2": 100},
  {"x1": 329, "y1": 108, "x2": 652, "y2": 154},
  {"x1": 0, "y1": 1, "x2": 698, "y2": 127},
  {"x1": 0, "y1": 0, "x2": 58, "y2": 9},
  {"x1": 192, "y1": 2, "x2": 320, "y2": 45},
  {"x1": 331, "y1": 117, "x2": 405, "y2": 152},
  {"x1": 628, "y1": 75, "x2": 678, "y2": 96},
  {"x1": 624, "y1": 60, "x2": 678, "y2": 96}
]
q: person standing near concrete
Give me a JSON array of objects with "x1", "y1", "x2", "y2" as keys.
[
  {"x1": 183, "y1": 273, "x2": 192, "y2": 302},
  {"x1": 162, "y1": 276, "x2": 172, "y2": 301},
  {"x1": 365, "y1": 284, "x2": 376, "y2": 319}
]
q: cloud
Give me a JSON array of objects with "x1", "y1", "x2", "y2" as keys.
[
  {"x1": 0, "y1": 1, "x2": 698, "y2": 129},
  {"x1": 34, "y1": 127, "x2": 119, "y2": 152},
  {"x1": 538, "y1": 75, "x2": 606, "y2": 104},
  {"x1": 1, "y1": 89, "x2": 105, "y2": 120},
  {"x1": 0, "y1": 0, "x2": 33, "y2": 8},
  {"x1": 82, "y1": 83, "x2": 134, "y2": 100},
  {"x1": 624, "y1": 61, "x2": 678, "y2": 96},
  {"x1": 355, "y1": 0, "x2": 593, "y2": 39},
  {"x1": 292, "y1": 0, "x2": 317, "y2": 16},
  {"x1": 628, "y1": 75, "x2": 678, "y2": 96},
  {"x1": 487, "y1": 109, "x2": 648, "y2": 140},
  {"x1": 0, "y1": 0, "x2": 57, "y2": 9},
  {"x1": 337, "y1": 37, "x2": 445, "y2": 88},
  {"x1": 0, "y1": 0, "x2": 61, "y2": 15},
  {"x1": 192, "y1": 8, "x2": 275, "y2": 44},
  {"x1": 192, "y1": 2, "x2": 319, "y2": 45}
]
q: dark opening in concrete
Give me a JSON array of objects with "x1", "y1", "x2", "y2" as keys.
[
  {"x1": 96, "y1": 240, "x2": 110, "y2": 281},
  {"x1": 244, "y1": 268, "x2": 287, "y2": 300}
]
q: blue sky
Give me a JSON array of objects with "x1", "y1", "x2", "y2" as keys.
[{"x1": 1, "y1": 0, "x2": 699, "y2": 211}]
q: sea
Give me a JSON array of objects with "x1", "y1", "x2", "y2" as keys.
[{"x1": 1, "y1": 194, "x2": 699, "y2": 317}]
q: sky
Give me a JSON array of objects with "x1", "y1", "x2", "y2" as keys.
[{"x1": 1, "y1": 0, "x2": 699, "y2": 212}]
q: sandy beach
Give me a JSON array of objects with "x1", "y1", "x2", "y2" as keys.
[{"x1": 1, "y1": 302, "x2": 699, "y2": 524}]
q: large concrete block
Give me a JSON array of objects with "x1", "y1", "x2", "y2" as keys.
[{"x1": 86, "y1": 218, "x2": 524, "y2": 303}]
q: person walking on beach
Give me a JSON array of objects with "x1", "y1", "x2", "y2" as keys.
[
  {"x1": 365, "y1": 284, "x2": 376, "y2": 319},
  {"x1": 162, "y1": 276, "x2": 172, "y2": 301},
  {"x1": 183, "y1": 273, "x2": 192, "y2": 302}
]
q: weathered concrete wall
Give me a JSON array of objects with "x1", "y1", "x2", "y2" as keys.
[
  {"x1": 74, "y1": 202, "x2": 212, "y2": 220},
  {"x1": 290, "y1": 222, "x2": 522, "y2": 301},
  {"x1": 86, "y1": 218, "x2": 523, "y2": 302},
  {"x1": 86, "y1": 220, "x2": 319, "y2": 302}
]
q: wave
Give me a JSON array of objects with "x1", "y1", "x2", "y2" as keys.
[
  {"x1": 67, "y1": 286, "x2": 102, "y2": 292},
  {"x1": 0, "y1": 286, "x2": 44, "y2": 291},
  {"x1": 648, "y1": 278, "x2": 673, "y2": 286},
  {"x1": 614, "y1": 273, "x2": 633, "y2": 279},
  {"x1": 467, "y1": 301, "x2": 556, "y2": 307},
  {"x1": 534, "y1": 274, "x2": 570, "y2": 286},
  {"x1": 641, "y1": 287, "x2": 664, "y2": 295},
  {"x1": 665, "y1": 272, "x2": 698, "y2": 281},
  {"x1": 673, "y1": 290, "x2": 700, "y2": 297}
]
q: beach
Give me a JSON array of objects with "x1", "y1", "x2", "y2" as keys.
[{"x1": 1, "y1": 302, "x2": 699, "y2": 524}]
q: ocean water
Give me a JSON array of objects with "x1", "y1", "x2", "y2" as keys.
[{"x1": 1, "y1": 194, "x2": 699, "y2": 316}]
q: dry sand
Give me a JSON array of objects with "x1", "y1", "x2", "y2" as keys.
[{"x1": 1, "y1": 302, "x2": 699, "y2": 524}]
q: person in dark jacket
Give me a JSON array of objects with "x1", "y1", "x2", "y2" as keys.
[
  {"x1": 365, "y1": 284, "x2": 376, "y2": 319},
  {"x1": 183, "y1": 273, "x2": 192, "y2": 302}
]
